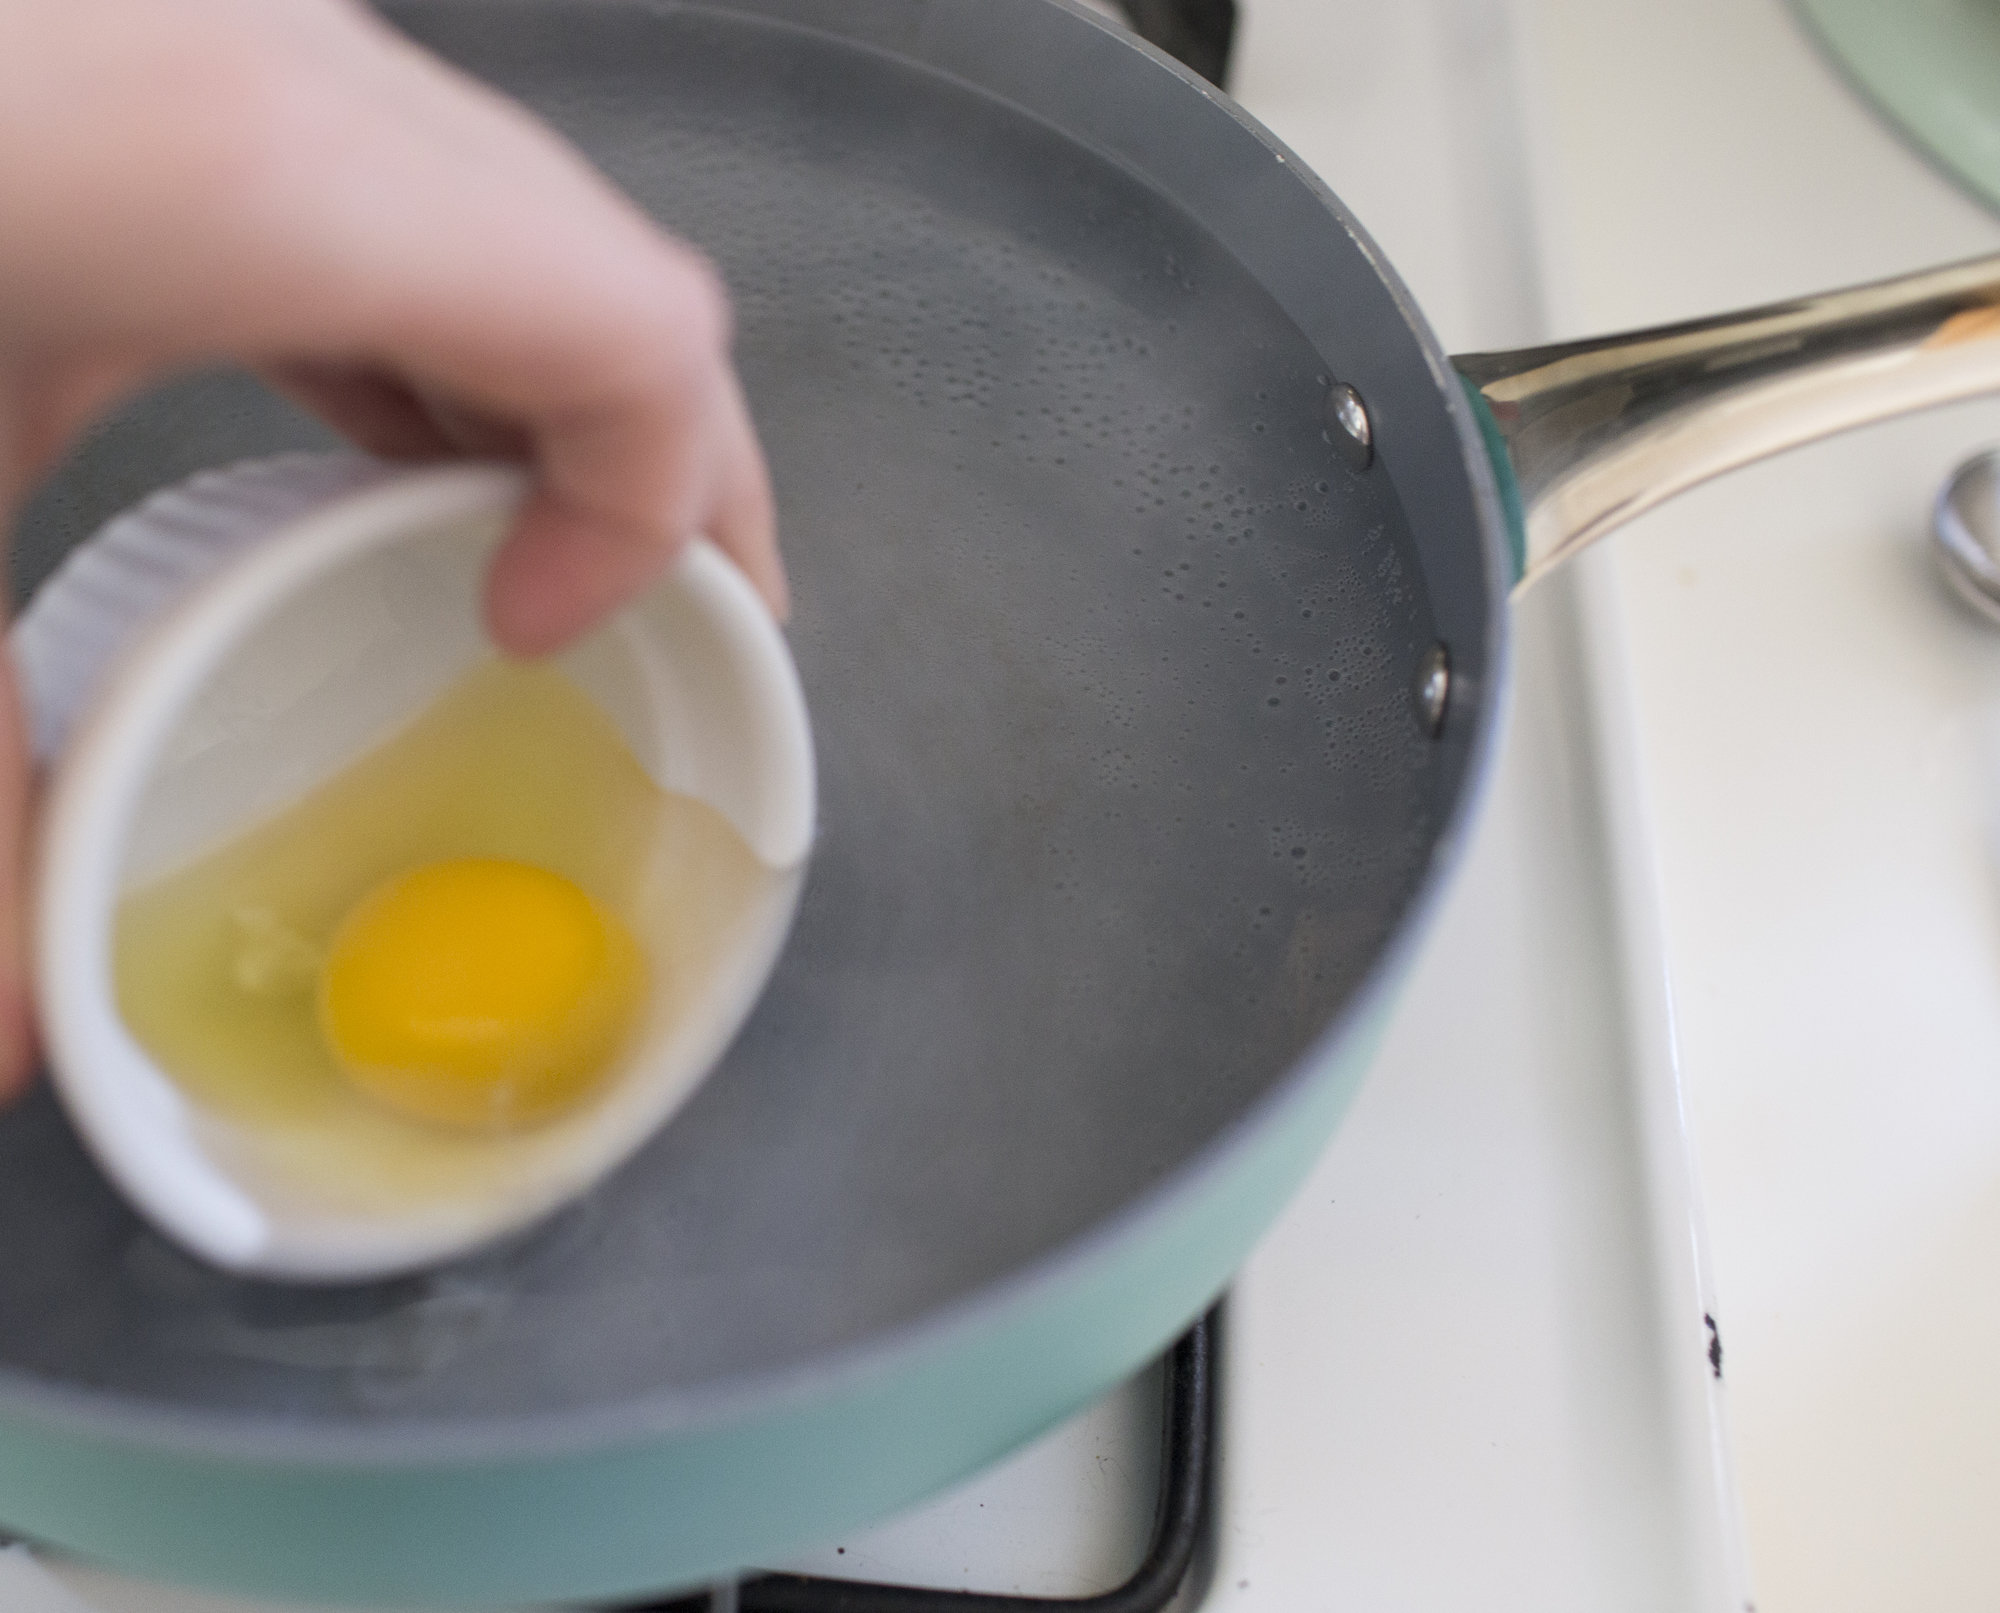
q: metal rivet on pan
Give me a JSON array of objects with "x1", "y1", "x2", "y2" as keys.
[
  {"x1": 1324, "y1": 381, "x2": 1373, "y2": 471},
  {"x1": 1415, "y1": 642, "x2": 1450, "y2": 737}
]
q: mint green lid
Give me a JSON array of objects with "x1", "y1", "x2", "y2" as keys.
[{"x1": 1794, "y1": 0, "x2": 2000, "y2": 212}]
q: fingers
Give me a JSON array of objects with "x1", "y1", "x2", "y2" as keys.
[
  {"x1": 481, "y1": 356, "x2": 785, "y2": 656},
  {"x1": 245, "y1": 35, "x2": 789, "y2": 645},
  {"x1": 482, "y1": 490, "x2": 676, "y2": 657},
  {"x1": 8, "y1": 0, "x2": 793, "y2": 655},
  {"x1": 3, "y1": 350, "x2": 150, "y2": 491},
  {"x1": 412, "y1": 385, "x2": 532, "y2": 460},
  {"x1": 293, "y1": 31, "x2": 789, "y2": 641},
  {"x1": 704, "y1": 370, "x2": 788, "y2": 621},
  {"x1": 264, "y1": 361, "x2": 459, "y2": 460},
  {"x1": 280, "y1": 345, "x2": 786, "y2": 653},
  {"x1": 265, "y1": 362, "x2": 531, "y2": 460}
]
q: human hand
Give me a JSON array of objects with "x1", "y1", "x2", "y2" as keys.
[{"x1": 0, "y1": 0, "x2": 786, "y2": 1101}]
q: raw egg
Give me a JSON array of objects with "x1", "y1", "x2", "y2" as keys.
[
  {"x1": 112, "y1": 657, "x2": 773, "y2": 1212},
  {"x1": 319, "y1": 858, "x2": 645, "y2": 1131}
]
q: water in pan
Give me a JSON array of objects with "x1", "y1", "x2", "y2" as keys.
[{"x1": 0, "y1": 4, "x2": 1441, "y2": 1422}]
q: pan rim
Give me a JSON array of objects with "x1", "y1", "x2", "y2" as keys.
[{"x1": 0, "y1": 0, "x2": 1517, "y2": 1472}]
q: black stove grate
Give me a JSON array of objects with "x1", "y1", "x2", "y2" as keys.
[
  {"x1": 627, "y1": 1305, "x2": 1218, "y2": 1613},
  {"x1": 1116, "y1": 0, "x2": 1237, "y2": 89}
]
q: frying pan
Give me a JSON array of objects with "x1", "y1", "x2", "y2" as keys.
[{"x1": 3, "y1": 1, "x2": 1998, "y2": 1604}]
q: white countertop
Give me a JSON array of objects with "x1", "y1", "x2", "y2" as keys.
[{"x1": 1524, "y1": 1, "x2": 2000, "y2": 1609}]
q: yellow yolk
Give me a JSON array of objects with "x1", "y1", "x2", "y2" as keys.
[{"x1": 318, "y1": 858, "x2": 643, "y2": 1131}]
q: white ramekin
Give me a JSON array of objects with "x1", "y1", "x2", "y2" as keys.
[{"x1": 18, "y1": 454, "x2": 814, "y2": 1280}]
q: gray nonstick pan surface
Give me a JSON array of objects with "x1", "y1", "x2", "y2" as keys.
[{"x1": 4, "y1": 0, "x2": 1988, "y2": 1604}]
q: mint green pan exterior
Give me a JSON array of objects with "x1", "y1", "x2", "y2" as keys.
[
  {"x1": 1792, "y1": 0, "x2": 2000, "y2": 216},
  {"x1": 0, "y1": 997, "x2": 1398, "y2": 1605}
]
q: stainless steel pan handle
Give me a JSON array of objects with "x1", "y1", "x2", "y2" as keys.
[{"x1": 1453, "y1": 254, "x2": 2000, "y2": 586}]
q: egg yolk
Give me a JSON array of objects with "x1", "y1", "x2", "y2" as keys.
[{"x1": 318, "y1": 858, "x2": 643, "y2": 1131}]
